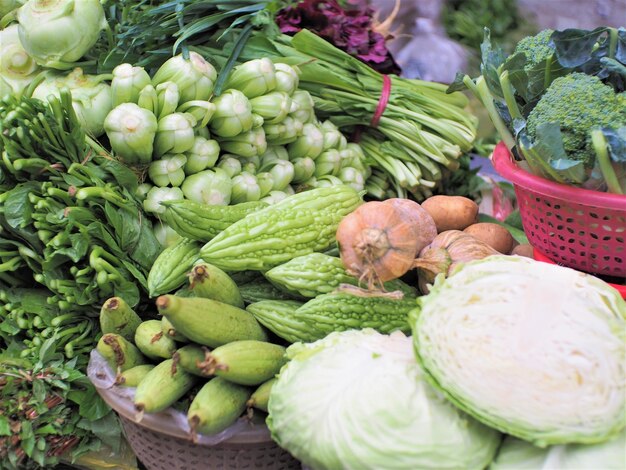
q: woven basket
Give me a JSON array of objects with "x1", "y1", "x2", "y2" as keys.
[
  {"x1": 491, "y1": 142, "x2": 626, "y2": 279},
  {"x1": 93, "y1": 371, "x2": 301, "y2": 470}
]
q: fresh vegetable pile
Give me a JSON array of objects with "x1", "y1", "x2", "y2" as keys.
[
  {"x1": 0, "y1": 0, "x2": 485, "y2": 464},
  {"x1": 1, "y1": 0, "x2": 624, "y2": 469},
  {"x1": 454, "y1": 26, "x2": 626, "y2": 193}
]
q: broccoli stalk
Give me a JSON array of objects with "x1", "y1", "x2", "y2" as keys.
[
  {"x1": 462, "y1": 75, "x2": 516, "y2": 150},
  {"x1": 591, "y1": 130, "x2": 624, "y2": 195}
]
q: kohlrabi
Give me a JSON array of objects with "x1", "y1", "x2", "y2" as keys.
[
  {"x1": 16, "y1": 0, "x2": 107, "y2": 69},
  {"x1": 0, "y1": 24, "x2": 39, "y2": 98},
  {"x1": 32, "y1": 67, "x2": 111, "y2": 136}
]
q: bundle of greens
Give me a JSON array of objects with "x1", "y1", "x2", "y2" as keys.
[
  {"x1": 216, "y1": 29, "x2": 479, "y2": 200},
  {"x1": 453, "y1": 27, "x2": 626, "y2": 194},
  {"x1": 103, "y1": 53, "x2": 370, "y2": 218},
  {"x1": 0, "y1": 91, "x2": 160, "y2": 466}
]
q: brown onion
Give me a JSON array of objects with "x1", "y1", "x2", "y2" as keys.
[
  {"x1": 336, "y1": 199, "x2": 437, "y2": 289},
  {"x1": 412, "y1": 230, "x2": 499, "y2": 293}
]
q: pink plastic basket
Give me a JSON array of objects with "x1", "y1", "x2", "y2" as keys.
[{"x1": 491, "y1": 142, "x2": 626, "y2": 279}]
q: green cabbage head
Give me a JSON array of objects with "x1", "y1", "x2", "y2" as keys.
[
  {"x1": 411, "y1": 255, "x2": 626, "y2": 447},
  {"x1": 268, "y1": 329, "x2": 501, "y2": 470},
  {"x1": 490, "y1": 430, "x2": 626, "y2": 469}
]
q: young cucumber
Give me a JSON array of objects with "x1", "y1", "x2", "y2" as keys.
[
  {"x1": 156, "y1": 295, "x2": 268, "y2": 348},
  {"x1": 201, "y1": 340, "x2": 287, "y2": 386},
  {"x1": 115, "y1": 364, "x2": 155, "y2": 387},
  {"x1": 187, "y1": 377, "x2": 251, "y2": 436},
  {"x1": 99, "y1": 296, "x2": 142, "y2": 341},
  {"x1": 134, "y1": 358, "x2": 197, "y2": 414},
  {"x1": 172, "y1": 344, "x2": 212, "y2": 377},
  {"x1": 97, "y1": 333, "x2": 146, "y2": 373},
  {"x1": 161, "y1": 315, "x2": 189, "y2": 342},
  {"x1": 247, "y1": 377, "x2": 277, "y2": 413},
  {"x1": 135, "y1": 320, "x2": 177, "y2": 360},
  {"x1": 188, "y1": 263, "x2": 244, "y2": 308}
]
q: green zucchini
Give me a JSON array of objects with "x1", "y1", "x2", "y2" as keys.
[
  {"x1": 134, "y1": 358, "x2": 197, "y2": 413},
  {"x1": 172, "y1": 344, "x2": 212, "y2": 377},
  {"x1": 99, "y1": 296, "x2": 142, "y2": 341},
  {"x1": 115, "y1": 364, "x2": 155, "y2": 387},
  {"x1": 96, "y1": 333, "x2": 146, "y2": 373},
  {"x1": 247, "y1": 377, "x2": 277, "y2": 413},
  {"x1": 189, "y1": 263, "x2": 244, "y2": 308},
  {"x1": 187, "y1": 377, "x2": 251, "y2": 436},
  {"x1": 134, "y1": 320, "x2": 177, "y2": 360},
  {"x1": 161, "y1": 315, "x2": 189, "y2": 342},
  {"x1": 199, "y1": 186, "x2": 362, "y2": 271},
  {"x1": 161, "y1": 200, "x2": 268, "y2": 241},
  {"x1": 200, "y1": 340, "x2": 287, "y2": 386}
]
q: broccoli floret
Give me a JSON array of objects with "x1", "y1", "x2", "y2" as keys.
[
  {"x1": 526, "y1": 72, "x2": 626, "y2": 167},
  {"x1": 513, "y1": 29, "x2": 555, "y2": 70}
]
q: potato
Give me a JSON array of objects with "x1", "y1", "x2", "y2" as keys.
[
  {"x1": 463, "y1": 223, "x2": 515, "y2": 254},
  {"x1": 511, "y1": 243, "x2": 534, "y2": 258},
  {"x1": 422, "y1": 196, "x2": 478, "y2": 232}
]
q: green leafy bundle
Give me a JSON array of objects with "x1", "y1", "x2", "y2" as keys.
[
  {"x1": 196, "y1": 29, "x2": 479, "y2": 200},
  {"x1": 0, "y1": 91, "x2": 160, "y2": 467},
  {"x1": 453, "y1": 27, "x2": 626, "y2": 193}
]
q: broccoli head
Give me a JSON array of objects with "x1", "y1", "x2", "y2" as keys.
[
  {"x1": 513, "y1": 29, "x2": 555, "y2": 71},
  {"x1": 526, "y1": 72, "x2": 626, "y2": 167}
]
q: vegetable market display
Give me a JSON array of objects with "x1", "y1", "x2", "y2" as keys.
[{"x1": 0, "y1": 0, "x2": 624, "y2": 469}]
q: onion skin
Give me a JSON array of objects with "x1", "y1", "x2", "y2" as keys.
[
  {"x1": 413, "y1": 230, "x2": 499, "y2": 293},
  {"x1": 337, "y1": 199, "x2": 437, "y2": 289}
]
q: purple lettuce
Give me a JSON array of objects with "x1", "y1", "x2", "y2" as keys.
[{"x1": 276, "y1": 0, "x2": 401, "y2": 74}]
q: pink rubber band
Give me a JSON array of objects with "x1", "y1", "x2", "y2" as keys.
[{"x1": 370, "y1": 74, "x2": 391, "y2": 128}]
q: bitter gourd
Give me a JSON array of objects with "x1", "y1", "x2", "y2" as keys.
[
  {"x1": 199, "y1": 186, "x2": 362, "y2": 271},
  {"x1": 246, "y1": 300, "x2": 315, "y2": 343},
  {"x1": 265, "y1": 253, "x2": 418, "y2": 298},
  {"x1": 293, "y1": 290, "x2": 417, "y2": 338},
  {"x1": 239, "y1": 279, "x2": 301, "y2": 304},
  {"x1": 161, "y1": 199, "x2": 268, "y2": 241},
  {"x1": 147, "y1": 238, "x2": 200, "y2": 297}
]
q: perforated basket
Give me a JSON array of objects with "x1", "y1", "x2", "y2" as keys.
[
  {"x1": 95, "y1": 380, "x2": 302, "y2": 470},
  {"x1": 491, "y1": 142, "x2": 626, "y2": 279}
]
